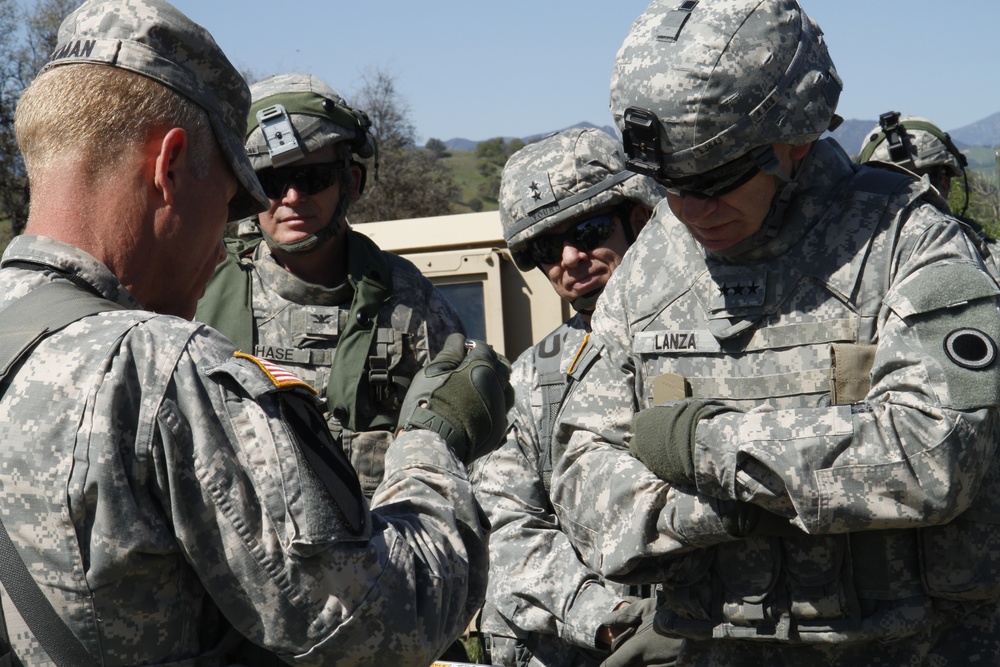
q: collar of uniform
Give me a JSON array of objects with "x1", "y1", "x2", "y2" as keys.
[
  {"x1": 254, "y1": 242, "x2": 354, "y2": 306},
  {"x1": 1, "y1": 234, "x2": 141, "y2": 310},
  {"x1": 345, "y1": 228, "x2": 392, "y2": 295}
]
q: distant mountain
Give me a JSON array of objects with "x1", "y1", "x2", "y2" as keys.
[
  {"x1": 950, "y1": 112, "x2": 1000, "y2": 147},
  {"x1": 443, "y1": 114, "x2": 1000, "y2": 161},
  {"x1": 824, "y1": 118, "x2": 877, "y2": 157},
  {"x1": 825, "y1": 114, "x2": 1000, "y2": 157},
  {"x1": 443, "y1": 138, "x2": 478, "y2": 152},
  {"x1": 441, "y1": 122, "x2": 617, "y2": 152}
]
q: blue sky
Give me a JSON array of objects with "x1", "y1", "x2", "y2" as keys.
[{"x1": 169, "y1": 1, "x2": 1000, "y2": 144}]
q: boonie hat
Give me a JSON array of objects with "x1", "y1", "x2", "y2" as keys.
[{"x1": 41, "y1": 0, "x2": 268, "y2": 221}]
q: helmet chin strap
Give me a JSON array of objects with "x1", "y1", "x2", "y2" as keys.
[
  {"x1": 710, "y1": 146, "x2": 801, "y2": 260},
  {"x1": 260, "y1": 168, "x2": 353, "y2": 255},
  {"x1": 570, "y1": 286, "x2": 604, "y2": 314},
  {"x1": 262, "y1": 215, "x2": 341, "y2": 254}
]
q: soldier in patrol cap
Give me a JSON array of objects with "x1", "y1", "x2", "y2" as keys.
[
  {"x1": 196, "y1": 73, "x2": 467, "y2": 500},
  {"x1": 0, "y1": 0, "x2": 511, "y2": 664},
  {"x1": 550, "y1": 0, "x2": 1000, "y2": 665},
  {"x1": 471, "y1": 127, "x2": 677, "y2": 667}
]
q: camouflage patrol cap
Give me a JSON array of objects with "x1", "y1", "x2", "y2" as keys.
[
  {"x1": 499, "y1": 127, "x2": 663, "y2": 271},
  {"x1": 245, "y1": 73, "x2": 376, "y2": 171},
  {"x1": 41, "y1": 0, "x2": 268, "y2": 222},
  {"x1": 611, "y1": 0, "x2": 842, "y2": 178},
  {"x1": 858, "y1": 115, "x2": 966, "y2": 178}
]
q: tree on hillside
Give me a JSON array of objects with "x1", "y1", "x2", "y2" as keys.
[
  {"x1": 347, "y1": 67, "x2": 459, "y2": 223},
  {"x1": 953, "y1": 169, "x2": 1000, "y2": 239},
  {"x1": 473, "y1": 137, "x2": 526, "y2": 203},
  {"x1": 0, "y1": 0, "x2": 75, "y2": 239},
  {"x1": 475, "y1": 137, "x2": 507, "y2": 167},
  {"x1": 425, "y1": 137, "x2": 448, "y2": 158}
]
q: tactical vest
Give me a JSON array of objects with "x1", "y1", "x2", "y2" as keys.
[
  {"x1": 487, "y1": 318, "x2": 649, "y2": 667},
  {"x1": 635, "y1": 169, "x2": 1000, "y2": 645},
  {"x1": 533, "y1": 321, "x2": 577, "y2": 493},
  {"x1": 195, "y1": 231, "x2": 399, "y2": 436}
]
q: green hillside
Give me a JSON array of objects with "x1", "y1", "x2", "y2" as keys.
[
  {"x1": 439, "y1": 150, "x2": 494, "y2": 214},
  {"x1": 440, "y1": 148, "x2": 501, "y2": 215}
]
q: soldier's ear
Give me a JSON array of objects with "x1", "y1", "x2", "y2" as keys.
[
  {"x1": 346, "y1": 162, "x2": 364, "y2": 202},
  {"x1": 629, "y1": 203, "x2": 653, "y2": 237},
  {"x1": 152, "y1": 127, "x2": 189, "y2": 208},
  {"x1": 789, "y1": 143, "x2": 812, "y2": 161}
]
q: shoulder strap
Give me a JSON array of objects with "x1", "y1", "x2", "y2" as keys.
[
  {"x1": 194, "y1": 238, "x2": 259, "y2": 353},
  {"x1": 0, "y1": 515, "x2": 96, "y2": 667},
  {"x1": 0, "y1": 281, "x2": 120, "y2": 666},
  {"x1": 0, "y1": 281, "x2": 124, "y2": 379},
  {"x1": 534, "y1": 328, "x2": 569, "y2": 493},
  {"x1": 823, "y1": 168, "x2": 921, "y2": 404},
  {"x1": 847, "y1": 167, "x2": 922, "y2": 345},
  {"x1": 326, "y1": 230, "x2": 394, "y2": 432}
]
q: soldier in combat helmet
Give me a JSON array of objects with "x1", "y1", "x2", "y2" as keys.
[
  {"x1": 857, "y1": 111, "x2": 997, "y2": 269},
  {"x1": 196, "y1": 73, "x2": 467, "y2": 499},
  {"x1": 858, "y1": 111, "x2": 972, "y2": 217},
  {"x1": 551, "y1": 0, "x2": 1000, "y2": 664},
  {"x1": 470, "y1": 127, "x2": 678, "y2": 666}
]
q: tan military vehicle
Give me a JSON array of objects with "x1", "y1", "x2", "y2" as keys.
[{"x1": 355, "y1": 211, "x2": 569, "y2": 361}]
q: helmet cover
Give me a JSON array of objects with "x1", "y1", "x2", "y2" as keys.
[
  {"x1": 611, "y1": 0, "x2": 842, "y2": 178},
  {"x1": 245, "y1": 72, "x2": 375, "y2": 171},
  {"x1": 499, "y1": 127, "x2": 662, "y2": 270},
  {"x1": 858, "y1": 114, "x2": 965, "y2": 178}
]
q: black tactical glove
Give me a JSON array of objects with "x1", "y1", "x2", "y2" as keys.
[
  {"x1": 714, "y1": 498, "x2": 802, "y2": 538},
  {"x1": 398, "y1": 333, "x2": 514, "y2": 465},
  {"x1": 600, "y1": 597, "x2": 681, "y2": 667},
  {"x1": 630, "y1": 399, "x2": 737, "y2": 487}
]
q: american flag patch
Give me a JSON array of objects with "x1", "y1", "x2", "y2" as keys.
[{"x1": 234, "y1": 351, "x2": 317, "y2": 394}]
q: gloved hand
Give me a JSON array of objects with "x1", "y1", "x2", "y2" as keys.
[
  {"x1": 398, "y1": 333, "x2": 514, "y2": 465},
  {"x1": 629, "y1": 399, "x2": 737, "y2": 486},
  {"x1": 600, "y1": 597, "x2": 681, "y2": 667},
  {"x1": 714, "y1": 498, "x2": 802, "y2": 538},
  {"x1": 718, "y1": 500, "x2": 762, "y2": 538}
]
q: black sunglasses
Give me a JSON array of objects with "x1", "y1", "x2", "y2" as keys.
[
  {"x1": 256, "y1": 162, "x2": 341, "y2": 199},
  {"x1": 660, "y1": 151, "x2": 761, "y2": 199},
  {"x1": 527, "y1": 214, "x2": 617, "y2": 266}
]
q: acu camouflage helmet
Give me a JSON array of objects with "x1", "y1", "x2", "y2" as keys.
[
  {"x1": 611, "y1": 0, "x2": 843, "y2": 180},
  {"x1": 245, "y1": 73, "x2": 376, "y2": 172},
  {"x1": 244, "y1": 73, "x2": 377, "y2": 254},
  {"x1": 858, "y1": 111, "x2": 967, "y2": 179},
  {"x1": 499, "y1": 127, "x2": 662, "y2": 271}
]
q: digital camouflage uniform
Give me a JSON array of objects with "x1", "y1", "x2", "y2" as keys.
[
  {"x1": 0, "y1": 1, "x2": 487, "y2": 664},
  {"x1": 474, "y1": 316, "x2": 629, "y2": 667},
  {"x1": 0, "y1": 238, "x2": 488, "y2": 667},
  {"x1": 551, "y1": 1, "x2": 1000, "y2": 665},
  {"x1": 472, "y1": 128, "x2": 670, "y2": 667},
  {"x1": 196, "y1": 73, "x2": 466, "y2": 498},
  {"x1": 198, "y1": 233, "x2": 466, "y2": 496}
]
